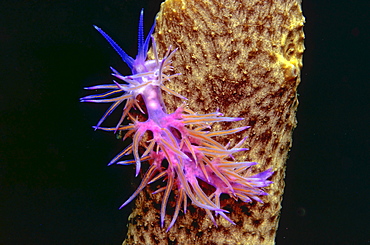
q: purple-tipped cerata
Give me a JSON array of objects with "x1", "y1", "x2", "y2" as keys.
[{"x1": 81, "y1": 9, "x2": 273, "y2": 231}]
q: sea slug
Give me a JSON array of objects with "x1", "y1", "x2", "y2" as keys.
[{"x1": 81, "y1": 9, "x2": 273, "y2": 232}]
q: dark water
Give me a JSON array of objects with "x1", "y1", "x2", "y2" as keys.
[{"x1": 0, "y1": 0, "x2": 368, "y2": 244}]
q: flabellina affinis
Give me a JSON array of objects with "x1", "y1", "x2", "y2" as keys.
[{"x1": 81, "y1": 9, "x2": 273, "y2": 231}]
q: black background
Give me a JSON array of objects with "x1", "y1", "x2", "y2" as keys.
[{"x1": 1, "y1": 0, "x2": 369, "y2": 244}]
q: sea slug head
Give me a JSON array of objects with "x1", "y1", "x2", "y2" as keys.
[{"x1": 93, "y1": 9, "x2": 155, "y2": 75}]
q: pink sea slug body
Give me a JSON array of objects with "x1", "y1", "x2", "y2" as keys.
[{"x1": 81, "y1": 10, "x2": 273, "y2": 231}]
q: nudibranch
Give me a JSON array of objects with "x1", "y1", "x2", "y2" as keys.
[{"x1": 81, "y1": 10, "x2": 273, "y2": 231}]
